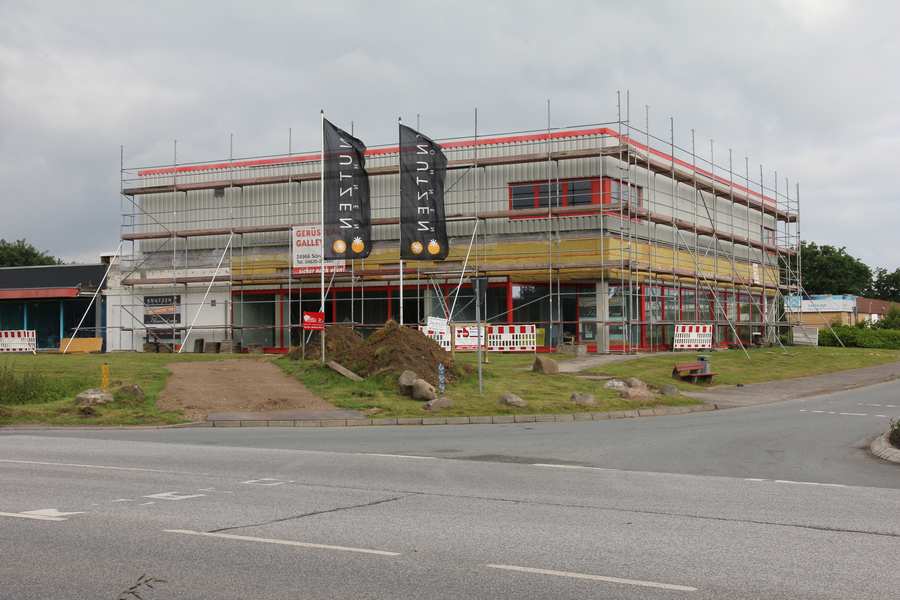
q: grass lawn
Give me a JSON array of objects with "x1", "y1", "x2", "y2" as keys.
[
  {"x1": 593, "y1": 346, "x2": 900, "y2": 391},
  {"x1": 0, "y1": 353, "x2": 245, "y2": 426},
  {"x1": 277, "y1": 353, "x2": 699, "y2": 418}
]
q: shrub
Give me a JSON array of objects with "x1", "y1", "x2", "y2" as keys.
[
  {"x1": 0, "y1": 361, "x2": 54, "y2": 405},
  {"x1": 890, "y1": 419, "x2": 900, "y2": 449},
  {"x1": 819, "y1": 325, "x2": 900, "y2": 349}
]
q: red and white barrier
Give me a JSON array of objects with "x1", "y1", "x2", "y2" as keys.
[
  {"x1": 487, "y1": 324, "x2": 536, "y2": 352},
  {"x1": 0, "y1": 330, "x2": 37, "y2": 353},
  {"x1": 673, "y1": 324, "x2": 713, "y2": 350},
  {"x1": 419, "y1": 325, "x2": 451, "y2": 351}
]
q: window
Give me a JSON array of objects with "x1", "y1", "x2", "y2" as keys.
[
  {"x1": 537, "y1": 183, "x2": 560, "y2": 208},
  {"x1": 511, "y1": 185, "x2": 535, "y2": 210},
  {"x1": 569, "y1": 180, "x2": 593, "y2": 205},
  {"x1": 610, "y1": 179, "x2": 641, "y2": 207}
]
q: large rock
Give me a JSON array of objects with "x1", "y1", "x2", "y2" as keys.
[
  {"x1": 76, "y1": 388, "x2": 114, "y2": 407},
  {"x1": 604, "y1": 379, "x2": 627, "y2": 391},
  {"x1": 570, "y1": 392, "x2": 596, "y2": 407},
  {"x1": 532, "y1": 356, "x2": 559, "y2": 374},
  {"x1": 660, "y1": 384, "x2": 680, "y2": 397},
  {"x1": 398, "y1": 370, "x2": 419, "y2": 395},
  {"x1": 113, "y1": 384, "x2": 145, "y2": 406},
  {"x1": 411, "y1": 378, "x2": 437, "y2": 401},
  {"x1": 424, "y1": 397, "x2": 453, "y2": 411},
  {"x1": 500, "y1": 392, "x2": 527, "y2": 408},
  {"x1": 620, "y1": 387, "x2": 655, "y2": 401},
  {"x1": 625, "y1": 377, "x2": 648, "y2": 390}
]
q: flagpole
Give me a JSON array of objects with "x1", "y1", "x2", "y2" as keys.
[
  {"x1": 398, "y1": 116, "x2": 404, "y2": 326},
  {"x1": 320, "y1": 109, "x2": 326, "y2": 364}
]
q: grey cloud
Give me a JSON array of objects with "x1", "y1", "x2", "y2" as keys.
[{"x1": 1, "y1": 0, "x2": 898, "y2": 268}]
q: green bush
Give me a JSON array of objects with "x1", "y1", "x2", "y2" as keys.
[
  {"x1": 0, "y1": 361, "x2": 55, "y2": 405},
  {"x1": 820, "y1": 325, "x2": 900, "y2": 349},
  {"x1": 890, "y1": 419, "x2": 900, "y2": 449}
]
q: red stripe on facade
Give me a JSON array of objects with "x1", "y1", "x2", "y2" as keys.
[{"x1": 0, "y1": 287, "x2": 80, "y2": 300}]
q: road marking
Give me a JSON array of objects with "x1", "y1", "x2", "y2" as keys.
[
  {"x1": 111, "y1": 498, "x2": 134, "y2": 503},
  {"x1": 163, "y1": 529, "x2": 401, "y2": 557},
  {"x1": 532, "y1": 463, "x2": 615, "y2": 472},
  {"x1": 485, "y1": 564, "x2": 697, "y2": 592},
  {"x1": 0, "y1": 508, "x2": 84, "y2": 522},
  {"x1": 799, "y1": 409, "x2": 808, "y2": 412},
  {"x1": 140, "y1": 501, "x2": 155, "y2": 506},
  {"x1": 0, "y1": 459, "x2": 198, "y2": 475},
  {"x1": 774, "y1": 480, "x2": 846, "y2": 488},
  {"x1": 144, "y1": 492, "x2": 206, "y2": 501},
  {"x1": 746, "y1": 478, "x2": 846, "y2": 488},
  {"x1": 0, "y1": 511, "x2": 67, "y2": 522},
  {"x1": 876, "y1": 415, "x2": 889, "y2": 418},
  {"x1": 811, "y1": 410, "x2": 825, "y2": 413},
  {"x1": 838, "y1": 412, "x2": 868, "y2": 417},
  {"x1": 359, "y1": 453, "x2": 436, "y2": 460},
  {"x1": 242, "y1": 478, "x2": 292, "y2": 486}
]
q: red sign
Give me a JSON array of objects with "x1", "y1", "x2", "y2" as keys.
[{"x1": 302, "y1": 311, "x2": 325, "y2": 331}]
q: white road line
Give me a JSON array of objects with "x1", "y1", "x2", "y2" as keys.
[
  {"x1": 876, "y1": 415, "x2": 889, "y2": 418},
  {"x1": 799, "y1": 409, "x2": 808, "y2": 412},
  {"x1": 485, "y1": 564, "x2": 697, "y2": 592},
  {"x1": 0, "y1": 459, "x2": 198, "y2": 475},
  {"x1": 140, "y1": 502, "x2": 155, "y2": 506},
  {"x1": 144, "y1": 492, "x2": 206, "y2": 501},
  {"x1": 164, "y1": 529, "x2": 401, "y2": 557},
  {"x1": 532, "y1": 463, "x2": 615, "y2": 472},
  {"x1": 743, "y1": 478, "x2": 766, "y2": 482},
  {"x1": 774, "y1": 480, "x2": 846, "y2": 488},
  {"x1": 0, "y1": 511, "x2": 66, "y2": 522},
  {"x1": 111, "y1": 499, "x2": 134, "y2": 503},
  {"x1": 359, "y1": 453, "x2": 436, "y2": 460},
  {"x1": 838, "y1": 412, "x2": 868, "y2": 416},
  {"x1": 811, "y1": 410, "x2": 825, "y2": 413}
]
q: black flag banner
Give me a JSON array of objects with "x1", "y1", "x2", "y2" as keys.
[
  {"x1": 399, "y1": 124, "x2": 449, "y2": 261},
  {"x1": 323, "y1": 118, "x2": 371, "y2": 260}
]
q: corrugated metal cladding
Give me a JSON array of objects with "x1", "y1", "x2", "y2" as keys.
[{"x1": 129, "y1": 130, "x2": 778, "y2": 255}]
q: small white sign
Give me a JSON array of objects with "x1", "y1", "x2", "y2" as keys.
[
  {"x1": 292, "y1": 226, "x2": 346, "y2": 275},
  {"x1": 426, "y1": 316, "x2": 448, "y2": 330},
  {"x1": 0, "y1": 330, "x2": 36, "y2": 353}
]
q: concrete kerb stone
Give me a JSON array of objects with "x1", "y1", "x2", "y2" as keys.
[
  {"x1": 29, "y1": 403, "x2": 719, "y2": 432},
  {"x1": 870, "y1": 432, "x2": 900, "y2": 464}
]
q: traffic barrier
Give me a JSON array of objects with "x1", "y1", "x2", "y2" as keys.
[
  {"x1": 673, "y1": 324, "x2": 713, "y2": 350},
  {"x1": 419, "y1": 325, "x2": 451, "y2": 351},
  {"x1": 0, "y1": 330, "x2": 37, "y2": 353},
  {"x1": 487, "y1": 324, "x2": 536, "y2": 352}
]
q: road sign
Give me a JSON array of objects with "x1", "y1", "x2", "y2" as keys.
[{"x1": 673, "y1": 324, "x2": 713, "y2": 349}]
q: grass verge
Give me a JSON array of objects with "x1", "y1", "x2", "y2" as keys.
[
  {"x1": 592, "y1": 346, "x2": 900, "y2": 391},
  {"x1": 0, "y1": 353, "x2": 245, "y2": 426},
  {"x1": 277, "y1": 353, "x2": 699, "y2": 418}
]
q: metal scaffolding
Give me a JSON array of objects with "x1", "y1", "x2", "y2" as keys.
[{"x1": 106, "y1": 92, "x2": 801, "y2": 354}]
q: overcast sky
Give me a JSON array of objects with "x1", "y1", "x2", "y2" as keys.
[{"x1": 1, "y1": 0, "x2": 898, "y2": 269}]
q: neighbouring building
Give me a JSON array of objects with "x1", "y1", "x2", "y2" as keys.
[
  {"x1": 786, "y1": 294, "x2": 900, "y2": 328},
  {"x1": 106, "y1": 117, "x2": 800, "y2": 353},
  {"x1": 0, "y1": 264, "x2": 107, "y2": 350}
]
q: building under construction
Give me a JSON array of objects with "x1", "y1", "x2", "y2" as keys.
[{"x1": 105, "y1": 97, "x2": 801, "y2": 353}]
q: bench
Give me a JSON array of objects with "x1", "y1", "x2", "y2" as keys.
[{"x1": 672, "y1": 362, "x2": 716, "y2": 384}]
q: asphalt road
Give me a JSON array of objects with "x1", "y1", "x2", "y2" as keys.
[{"x1": 1, "y1": 381, "x2": 899, "y2": 599}]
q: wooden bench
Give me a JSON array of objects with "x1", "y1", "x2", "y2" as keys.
[{"x1": 672, "y1": 362, "x2": 716, "y2": 384}]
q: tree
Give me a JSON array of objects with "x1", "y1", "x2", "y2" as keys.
[
  {"x1": 870, "y1": 267, "x2": 900, "y2": 302},
  {"x1": 0, "y1": 239, "x2": 61, "y2": 267},
  {"x1": 876, "y1": 306, "x2": 900, "y2": 330},
  {"x1": 800, "y1": 242, "x2": 872, "y2": 296}
]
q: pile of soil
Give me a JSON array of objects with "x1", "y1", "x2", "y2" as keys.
[{"x1": 293, "y1": 321, "x2": 454, "y2": 385}]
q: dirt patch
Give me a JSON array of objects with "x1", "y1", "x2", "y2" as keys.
[
  {"x1": 157, "y1": 359, "x2": 337, "y2": 421},
  {"x1": 294, "y1": 321, "x2": 455, "y2": 385}
]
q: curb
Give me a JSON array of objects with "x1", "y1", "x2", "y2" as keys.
[
  {"x1": 869, "y1": 431, "x2": 900, "y2": 464},
  {"x1": 201, "y1": 403, "x2": 717, "y2": 428}
]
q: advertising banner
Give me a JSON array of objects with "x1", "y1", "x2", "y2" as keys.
[
  {"x1": 323, "y1": 118, "x2": 370, "y2": 260},
  {"x1": 292, "y1": 226, "x2": 346, "y2": 275},
  {"x1": 144, "y1": 295, "x2": 181, "y2": 327},
  {"x1": 399, "y1": 124, "x2": 448, "y2": 260}
]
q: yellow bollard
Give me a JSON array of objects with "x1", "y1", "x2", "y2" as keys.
[{"x1": 101, "y1": 362, "x2": 110, "y2": 391}]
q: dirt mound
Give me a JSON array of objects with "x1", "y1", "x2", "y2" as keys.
[{"x1": 293, "y1": 321, "x2": 453, "y2": 385}]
